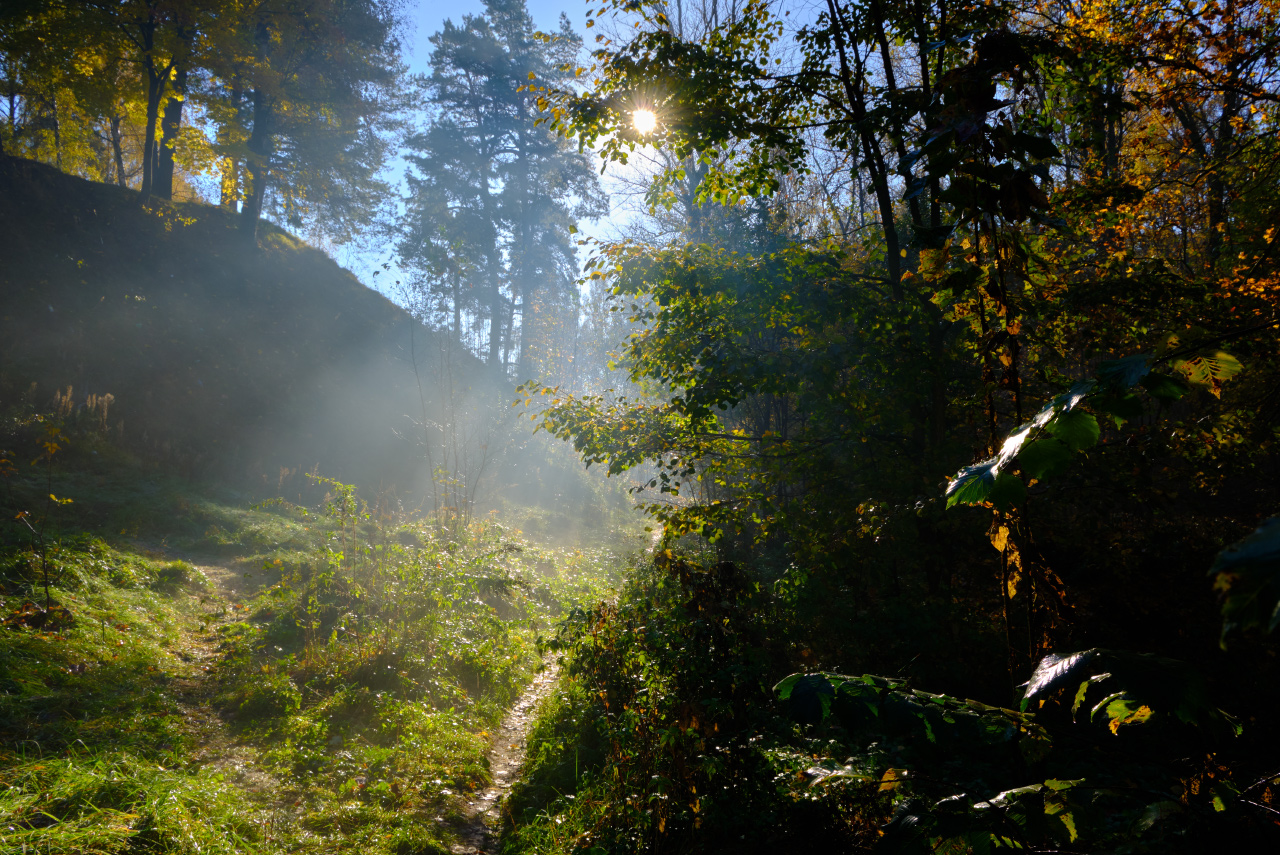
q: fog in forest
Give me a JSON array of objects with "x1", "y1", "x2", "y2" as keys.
[{"x1": 3, "y1": 0, "x2": 1280, "y2": 853}]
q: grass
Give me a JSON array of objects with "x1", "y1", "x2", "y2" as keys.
[
  {"x1": 0, "y1": 533, "x2": 264, "y2": 854},
  {"x1": 0, "y1": 425, "x2": 638, "y2": 854}
]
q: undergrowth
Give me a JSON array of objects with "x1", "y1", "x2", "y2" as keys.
[
  {"x1": 0, "y1": 402, "x2": 634, "y2": 854},
  {"x1": 503, "y1": 553, "x2": 1278, "y2": 854}
]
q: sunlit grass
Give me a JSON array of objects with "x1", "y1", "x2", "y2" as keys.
[{"x1": 0, "y1": 462, "x2": 632, "y2": 854}]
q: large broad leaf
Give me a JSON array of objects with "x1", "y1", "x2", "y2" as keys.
[
  {"x1": 1139, "y1": 372, "x2": 1189, "y2": 402},
  {"x1": 1046, "y1": 409, "x2": 1099, "y2": 452},
  {"x1": 1018, "y1": 439, "x2": 1072, "y2": 480},
  {"x1": 774, "y1": 673, "x2": 836, "y2": 724},
  {"x1": 1021, "y1": 651, "x2": 1103, "y2": 709},
  {"x1": 946, "y1": 459, "x2": 999, "y2": 508},
  {"x1": 987, "y1": 471, "x2": 1026, "y2": 512},
  {"x1": 1096, "y1": 354, "x2": 1151, "y2": 389},
  {"x1": 944, "y1": 381, "x2": 1094, "y2": 507},
  {"x1": 1021, "y1": 649, "x2": 1239, "y2": 741},
  {"x1": 1211, "y1": 515, "x2": 1280, "y2": 646},
  {"x1": 1091, "y1": 390, "x2": 1144, "y2": 426},
  {"x1": 1175, "y1": 351, "x2": 1243, "y2": 388}
]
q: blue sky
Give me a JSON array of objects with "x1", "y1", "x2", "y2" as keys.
[
  {"x1": 341, "y1": 0, "x2": 635, "y2": 301},
  {"x1": 404, "y1": 0, "x2": 590, "y2": 75}
]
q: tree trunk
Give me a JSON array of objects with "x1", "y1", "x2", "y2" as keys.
[
  {"x1": 51, "y1": 93, "x2": 62, "y2": 170},
  {"x1": 137, "y1": 6, "x2": 167, "y2": 204},
  {"x1": 487, "y1": 282, "x2": 504, "y2": 371},
  {"x1": 155, "y1": 60, "x2": 189, "y2": 200},
  {"x1": 110, "y1": 115, "x2": 126, "y2": 186},
  {"x1": 240, "y1": 87, "x2": 273, "y2": 242}
]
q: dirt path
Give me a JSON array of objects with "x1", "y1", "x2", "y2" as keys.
[
  {"x1": 161, "y1": 550, "x2": 567, "y2": 852},
  {"x1": 450, "y1": 661, "x2": 561, "y2": 855},
  {"x1": 169, "y1": 556, "x2": 283, "y2": 797}
]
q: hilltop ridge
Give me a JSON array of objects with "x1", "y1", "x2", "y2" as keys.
[{"x1": 0, "y1": 155, "x2": 478, "y2": 497}]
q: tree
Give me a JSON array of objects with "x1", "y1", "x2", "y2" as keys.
[
  {"x1": 524, "y1": 0, "x2": 1279, "y2": 690},
  {"x1": 400, "y1": 0, "x2": 605, "y2": 373},
  {"x1": 1, "y1": 0, "x2": 404, "y2": 239},
  {"x1": 203, "y1": 0, "x2": 405, "y2": 243}
]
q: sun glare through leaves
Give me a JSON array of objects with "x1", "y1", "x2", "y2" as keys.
[{"x1": 632, "y1": 108, "x2": 657, "y2": 135}]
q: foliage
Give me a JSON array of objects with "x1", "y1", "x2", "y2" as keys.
[
  {"x1": 509, "y1": 550, "x2": 1278, "y2": 853},
  {"x1": 0, "y1": 420, "x2": 628, "y2": 854},
  {"x1": 0, "y1": 0, "x2": 405, "y2": 241},
  {"x1": 943, "y1": 341, "x2": 1246, "y2": 510},
  {"x1": 512, "y1": 0, "x2": 1280, "y2": 851},
  {"x1": 1212, "y1": 514, "x2": 1280, "y2": 646},
  {"x1": 399, "y1": 0, "x2": 606, "y2": 373}
]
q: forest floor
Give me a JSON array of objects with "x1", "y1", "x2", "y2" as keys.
[
  {"x1": 450, "y1": 661, "x2": 560, "y2": 854},
  {"x1": 0, "y1": 464, "x2": 633, "y2": 855},
  {"x1": 172, "y1": 551, "x2": 565, "y2": 855},
  {"x1": 167, "y1": 555, "x2": 286, "y2": 803}
]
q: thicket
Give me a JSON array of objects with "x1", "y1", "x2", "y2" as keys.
[{"x1": 503, "y1": 0, "x2": 1280, "y2": 851}]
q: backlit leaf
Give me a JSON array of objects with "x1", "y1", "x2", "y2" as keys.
[
  {"x1": 946, "y1": 459, "x2": 998, "y2": 508},
  {"x1": 1021, "y1": 651, "x2": 1100, "y2": 711},
  {"x1": 1046, "y1": 410, "x2": 1099, "y2": 452}
]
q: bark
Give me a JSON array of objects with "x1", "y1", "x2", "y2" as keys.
[
  {"x1": 155, "y1": 59, "x2": 189, "y2": 200},
  {"x1": 825, "y1": 0, "x2": 902, "y2": 293},
  {"x1": 240, "y1": 87, "x2": 273, "y2": 242},
  {"x1": 51, "y1": 93, "x2": 61, "y2": 170},
  {"x1": 137, "y1": 7, "x2": 168, "y2": 202},
  {"x1": 110, "y1": 115, "x2": 126, "y2": 187},
  {"x1": 487, "y1": 283, "x2": 504, "y2": 371}
]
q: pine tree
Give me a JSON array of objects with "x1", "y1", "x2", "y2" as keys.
[{"x1": 401, "y1": 0, "x2": 605, "y2": 373}]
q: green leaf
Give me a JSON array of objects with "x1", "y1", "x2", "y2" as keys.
[
  {"x1": 944, "y1": 380, "x2": 1095, "y2": 506},
  {"x1": 1022, "y1": 649, "x2": 1239, "y2": 740},
  {"x1": 988, "y1": 471, "x2": 1026, "y2": 512},
  {"x1": 946, "y1": 459, "x2": 998, "y2": 508},
  {"x1": 777, "y1": 673, "x2": 835, "y2": 724},
  {"x1": 1211, "y1": 515, "x2": 1280, "y2": 645},
  {"x1": 773, "y1": 673, "x2": 804, "y2": 700},
  {"x1": 1091, "y1": 391, "x2": 1144, "y2": 425},
  {"x1": 1096, "y1": 354, "x2": 1151, "y2": 389},
  {"x1": 1046, "y1": 410, "x2": 1099, "y2": 452},
  {"x1": 1139, "y1": 372, "x2": 1189, "y2": 401},
  {"x1": 1018, "y1": 439, "x2": 1072, "y2": 480}
]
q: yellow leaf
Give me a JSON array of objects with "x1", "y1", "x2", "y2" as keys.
[{"x1": 879, "y1": 768, "x2": 906, "y2": 791}]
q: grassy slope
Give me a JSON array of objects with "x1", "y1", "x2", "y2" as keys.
[
  {"x1": 0, "y1": 157, "x2": 646, "y2": 854},
  {"x1": 0, "y1": 155, "x2": 473, "y2": 496}
]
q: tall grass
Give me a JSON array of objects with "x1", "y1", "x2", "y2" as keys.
[{"x1": 0, "y1": 460, "x2": 634, "y2": 854}]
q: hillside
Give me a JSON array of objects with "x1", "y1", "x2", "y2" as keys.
[{"x1": 0, "y1": 155, "x2": 475, "y2": 498}]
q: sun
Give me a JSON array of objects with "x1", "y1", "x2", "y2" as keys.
[{"x1": 632, "y1": 109, "x2": 657, "y2": 135}]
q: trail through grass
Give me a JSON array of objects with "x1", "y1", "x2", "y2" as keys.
[{"x1": 0, "y1": 464, "x2": 639, "y2": 854}]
